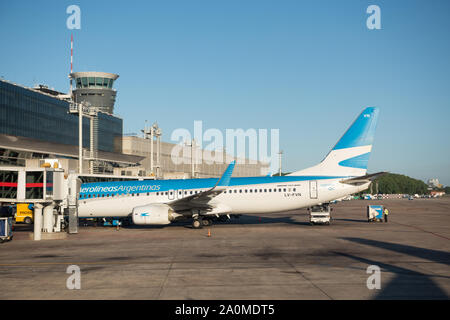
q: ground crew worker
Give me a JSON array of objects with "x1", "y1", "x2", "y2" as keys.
[{"x1": 384, "y1": 207, "x2": 389, "y2": 222}]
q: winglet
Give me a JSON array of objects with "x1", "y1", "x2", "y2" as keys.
[{"x1": 216, "y1": 161, "x2": 235, "y2": 187}]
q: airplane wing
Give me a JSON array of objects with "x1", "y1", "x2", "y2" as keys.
[
  {"x1": 166, "y1": 161, "x2": 235, "y2": 212},
  {"x1": 340, "y1": 172, "x2": 387, "y2": 185}
]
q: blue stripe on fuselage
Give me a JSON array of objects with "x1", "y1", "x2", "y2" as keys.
[{"x1": 79, "y1": 175, "x2": 349, "y2": 199}]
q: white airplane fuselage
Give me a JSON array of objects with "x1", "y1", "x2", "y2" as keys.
[
  {"x1": 77, "y1": 106, "x2": 380, "y2": 224},
  {"x1": 77, "y1": 177, "x2": 369, "y2": 218}
]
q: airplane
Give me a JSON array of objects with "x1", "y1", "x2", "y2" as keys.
[{"x1": 77, "y1": 107, "x2": 383, "y2": 229}]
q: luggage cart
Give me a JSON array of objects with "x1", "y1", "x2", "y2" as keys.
[
  {"x1": 0, "y1": 217, "x2": 13, "y2": 243},
  {"x1": 367, "y1": 205, "x2": 384, "y2": 222}
]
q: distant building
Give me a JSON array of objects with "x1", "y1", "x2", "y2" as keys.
[
  {"x1": 115, "y1": 135, "x2": 270, "y2": 178},
  {"x1": 430, "y1": 190, "x2": 445, "y2": 197}
]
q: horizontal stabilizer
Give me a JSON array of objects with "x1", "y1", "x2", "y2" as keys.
[{"x1": 340, "y1": 172, "x2": 387, "y2": 185}]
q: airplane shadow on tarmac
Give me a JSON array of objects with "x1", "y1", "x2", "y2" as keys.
[
  {"x1": 336, "y1": 238, "x2": 450, "y2": 299},
  {"x1": 333, "y1": 218, "x2": 369, "y2": 223},
  {"x1": 123, "y1": 213, "x2": 311, "y2": 229}
]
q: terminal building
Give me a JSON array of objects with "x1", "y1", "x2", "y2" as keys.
[
  {"x1": 0, "y1": 74, "x2": 269, "y2": 179},
  {"x1": 0, "y1": 77, "x2": 141, "y2": 174},
  {"x1": 116, "y1": 135, "x2": 269, "y2": 178}
]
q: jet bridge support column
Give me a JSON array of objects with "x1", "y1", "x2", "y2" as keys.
[
  {"x1": 33, "y1": 203, "x2": 43, "y2": 241},
  {"x1": 67, "y1": 174, "x2": 81, "y2": 234},
  {"x1": 42, "y1": 204, "x2": 54, "y2": 233}
]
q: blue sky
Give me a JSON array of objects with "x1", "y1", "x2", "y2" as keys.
[{"x1": 1, "y1": 0, "x2": 449, "y2": 185}]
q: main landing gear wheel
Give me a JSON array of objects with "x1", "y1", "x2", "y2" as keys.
[
  {"x1": 192, "y1": 219, "x2": 203, "y2": 229},
  {"x1": 202, "y1": 219, "x2": 212, "y2": 227}
]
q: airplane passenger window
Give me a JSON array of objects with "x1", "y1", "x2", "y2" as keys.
[
  {"x1": 147, "y1": 192, "x2": 149, "y2": 196},
  {"x1": 293, "y1": 188, "x2": 296, "y2": 192},
  {"x1": 249, "y1": 189, "x2": 252, "y2": 193},
  {"x1": 264, "y1": 189, "x2": 267, "y2": 192},
  {"x1": 279, "y1": 188, "x2": 282, "y2": 192},
  {"x1": 269, "y1": 189, "x2": 272, "y2": 192},
  {"x1": 283, "y1": 188, "x2": 286, "y2": 192},
  {"x1": 245, "y1": 190, "x2": 248, "y2": 193},
  {"x1": 239, "y1": 190, "x2": 242, "y2": 193}
]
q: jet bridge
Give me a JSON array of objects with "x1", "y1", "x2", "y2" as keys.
[
  {"x1": 0, "y1": 167, "x2": 79, "y2": 240},
  {"x1": 0, "y1": 167, "x2": 158, "y2": 240}
]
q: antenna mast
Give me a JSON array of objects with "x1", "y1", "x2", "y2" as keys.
[{"x1": 70, "y1": 33, "x2": 73, "y2": 94}]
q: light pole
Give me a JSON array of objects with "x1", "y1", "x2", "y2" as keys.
[
  {"x1": 278, "y1": 150, "x2": 283, "y2": 176},
  {"x1": 142, "y1": 121, "x2": 162, "y2": 177},
  {"x1": 78, "y1": 102, "x2": 83, "y2": 174}
]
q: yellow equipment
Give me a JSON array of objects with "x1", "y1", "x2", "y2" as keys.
[{"x1": 16, "y1": 203, "x2": 33, "y2": 224}]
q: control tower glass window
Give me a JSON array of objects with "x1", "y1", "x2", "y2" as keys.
[{"x1": 72, "y1": 76, "x2": 115, "y2": 89}]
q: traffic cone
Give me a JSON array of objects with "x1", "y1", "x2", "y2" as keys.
[{"x1": 207, "y1": 229, "x2": 211, "y2": 237}]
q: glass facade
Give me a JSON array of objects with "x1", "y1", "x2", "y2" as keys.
[
  {"x1": 75, "y1": 77, "x2": 114, "y2": 89},
  {"x1": 0, "y1": 80, "x2": 122, "y2": 152},
  {"x1": 97, "y1": 112, "x2": 122, "y2": 152}
]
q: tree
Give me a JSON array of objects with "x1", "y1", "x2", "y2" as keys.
[{"x1": 363, "y1": 173, "x2": 428, "y2": 194}]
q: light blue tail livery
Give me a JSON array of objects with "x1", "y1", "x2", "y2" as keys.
[
  {"x1": 333, "y1": 107, "x2": 379, "y2": 151},
  {"x1": 289, "y1": 107, "x2": 380, "y2": 176},
  {"x1": 338, "y1": 152, "x2": 371, "y2": 169}
]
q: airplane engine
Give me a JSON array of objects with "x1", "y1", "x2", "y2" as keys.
[{"x1": 132, "y1": 203, "x2": 172, "y2": 225}]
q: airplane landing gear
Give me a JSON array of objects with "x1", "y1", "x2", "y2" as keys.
[
  {"x1": 202, "y1": 219, "x2": 212, "y2": 227},
  {"x1": 192, "y1": 218, "x2": 203, "y2": 229}
]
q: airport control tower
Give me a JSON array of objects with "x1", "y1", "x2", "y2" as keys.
[{"x1": 69, "y1": 71, "x2": 119, "y2": 114}]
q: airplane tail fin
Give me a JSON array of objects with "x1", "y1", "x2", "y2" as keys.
[{"x1": 288, "y1": 107, "x2": 380, "y2": 177}]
